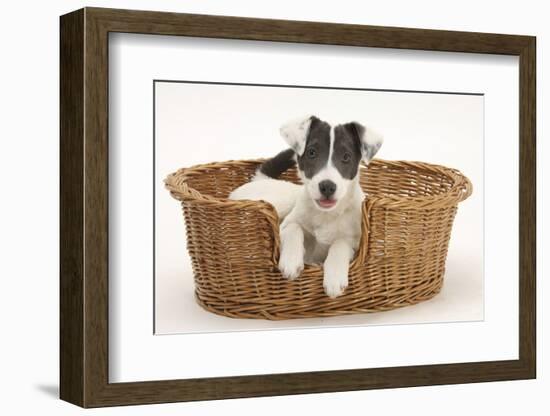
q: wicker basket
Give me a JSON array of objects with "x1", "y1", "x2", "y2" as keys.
[{"x1": 164, "y1": 159, "x2": 472, "y2": 320}]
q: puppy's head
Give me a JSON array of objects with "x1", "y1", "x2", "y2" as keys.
[{"x1": 280, "y1": 115, "x2": 383, "y2": 211}]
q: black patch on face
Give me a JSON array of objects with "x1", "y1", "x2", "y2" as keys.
[
  {"x1": 297, "y1": 116, "x2": 331, "y2": 179},
  {"x1": 332, "y1": 124, "x2": 363, "y2": 179}
]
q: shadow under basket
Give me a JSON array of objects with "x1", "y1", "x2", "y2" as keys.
[{"x1": 165, "y1": 159, "x2": 472, "y2": 320}]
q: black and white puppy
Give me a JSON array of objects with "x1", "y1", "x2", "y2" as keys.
[{"x1": 229, "y1": 115, "x2": 383, "y2": 298}]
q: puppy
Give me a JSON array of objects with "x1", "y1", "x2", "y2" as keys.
[{"x1": 230, "y1": 115, "x2": 383, "y2": 298}]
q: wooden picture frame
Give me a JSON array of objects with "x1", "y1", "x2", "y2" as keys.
[{"x1": 60, "y1": 7, "x2": 536, "y2": 408}]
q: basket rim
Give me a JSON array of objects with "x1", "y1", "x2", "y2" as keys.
[
  {"x1": 163, "y1": 157, "x2": 472, "y2": 279},
  {"x1": 164, "y1": 158, "x2": 473, "y2": 211}
]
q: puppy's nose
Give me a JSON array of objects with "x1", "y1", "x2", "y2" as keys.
[{"x1": 319, "y1": 180, "x2": 336, "y2": 198}]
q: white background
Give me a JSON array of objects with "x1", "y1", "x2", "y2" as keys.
[
  {"x1": 154, "y1": 82, "x2": 485, "y2": 334},
  {"x1": 0, "y1": 0, "x2": 546, "y2": 415}
]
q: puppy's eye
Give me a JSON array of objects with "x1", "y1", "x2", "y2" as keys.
[
  {"x1": 342, "y1": 152, "x2": 352, "y2": 163},
  {"x1": 306, "y1": 148, "x2": 317, "y2": 159}
]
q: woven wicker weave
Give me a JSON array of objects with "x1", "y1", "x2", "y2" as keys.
[{"x1": 164, "y1": 159, "x2": 472, "y2": 320}]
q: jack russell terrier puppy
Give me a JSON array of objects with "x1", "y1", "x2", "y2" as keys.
[{"x1": 229, "y1": 115, "x2": 383, "y2": 298}]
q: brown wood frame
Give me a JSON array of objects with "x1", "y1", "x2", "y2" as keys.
[{"x1": 60, "y1": 7, "x2": 536, "y2": 408}]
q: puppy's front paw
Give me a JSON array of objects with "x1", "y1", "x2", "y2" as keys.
[
  {"x1": 323, "y1": 269, "x2": 348, "y2": 298},
  {"x1": 278, "y1": 251, "x2": 304, "y2": 281}
]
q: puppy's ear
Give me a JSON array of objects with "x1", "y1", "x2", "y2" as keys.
[
  {"x1": 345, "y1": 122, "x2": 383, "y2": 164},
  {"x1": 279, "y1": 115, "x2": 314, "y2": 156}
]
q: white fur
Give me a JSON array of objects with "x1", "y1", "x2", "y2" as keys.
[
  {"x1": 228, "y1": 176, "x2": 301, "y2": 219},
  {"x1": 279, "y1": 115, "x2": 312, "y2": 156},
  {"x1": 323, "y1": 238, "x2": 356, "y2": 298},
  {"x1": 278, "y1": 222, "x2": 305, "y2": 280},
  {"x1": 279, "y1": 176, "x2": 364, "y2": 297},
  {"x1": 362, "y1": 126, "x2": 384, "y2": 164}
]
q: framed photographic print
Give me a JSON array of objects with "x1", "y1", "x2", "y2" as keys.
[{"x1": 60, "y1": 7, "x2": 536, "y2": 408}]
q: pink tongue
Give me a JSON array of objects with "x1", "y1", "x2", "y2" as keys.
[{"x1": 319, "y1": 199, "x2": 336, "y2": 208}]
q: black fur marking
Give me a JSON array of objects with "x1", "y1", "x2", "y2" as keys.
[
  {"x1": 294, "y1": 117, "x2": 370, "y2": 182},
  {"x1": 333, "y1": 124, "x2": 363, "y2": 179},
  {"x1": 259, "y1": 148, "x2": 296, "y2": 178},
  {"x1": 297, "y1": 117, "x2": 331, "y2": 179}
]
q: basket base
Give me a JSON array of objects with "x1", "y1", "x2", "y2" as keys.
[{"x1": 194, "y1": 282, "x2": 443, "y2": 321}]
